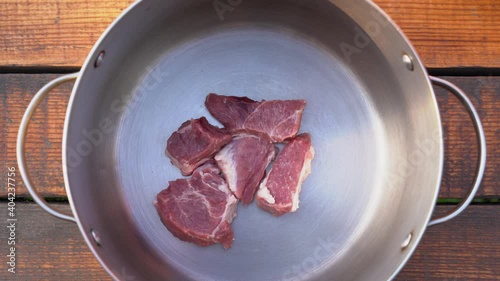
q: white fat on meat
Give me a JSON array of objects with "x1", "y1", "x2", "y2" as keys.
[
  {"x1": 291, "y1": 145, "x2": 314, "y2": 211},
  {"x1": 256, "y1": 133, "x2": 314, "y2": 216}
]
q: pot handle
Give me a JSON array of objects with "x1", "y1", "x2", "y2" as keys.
[
  {"x1": 428, "y1": 76, "x2": 487, "y2": 226},
  {"x1": 17, "y1": 73, "x2": 79, "y2": 223}
]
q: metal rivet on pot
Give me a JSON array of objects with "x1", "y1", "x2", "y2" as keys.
[
  {"x1": 94, "y1": 51, "x2": 105, "y2": 68},
  {"x1": 90, "y1": 229, "x2": 102, "y2": 246},
  {"x1": 401, "y1": 233, "x2": 412, "y2": 250},
  {"x1": 402, "y1": 53, "x2": 414, "y2": 71}
]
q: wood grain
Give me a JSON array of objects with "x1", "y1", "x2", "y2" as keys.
[
  {"x1": 0, "y1": 74, "x2": 73, "y2": 198},
  {"x1": 0, "y1": 0, "x2": 134, "y2": 68},
  {"x1": 433, "y1": 76, "x2": 500, "y2": 200},
  {"x1": 0, "y1": 0, "x2": 498, "y2": 68},
  {"x1": 0, "y1": 75, "x2": 499, "y2": 199},
  {"x1": 375, "y1": 0, "x2": 500, "y2": 68},
  {"x1": 0, "y1": 203, "x2": 107, "y2": 280},
  {"x1": 396, "y1": 205, "x2": 500, "y2": 280},
  {"x1": 0, "y1": 203, "x2": 498, "y2": 280}
]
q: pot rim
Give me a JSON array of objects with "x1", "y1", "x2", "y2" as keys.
[
  {"x1": 62, "y1": 1, "x2": 144, "y2": 280},
  {"x1": 61, "y1": 1, "x2": 443, "y2": 280}
]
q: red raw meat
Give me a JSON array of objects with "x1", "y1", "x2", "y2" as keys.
[
  {"x1": 215, "y1": 134, "x2": 277, "y2": 204},
  {"x1": 205, "y1": 94, "x2": 260, "y2": 132},
  {"x1": 205, "y1": 93, "x2": 306, "y2": 142},
  {"x1": 165, "y1": 117, "x2": 231, "y2": 176},
  {"x1": 154, "y1": 162, "x2": 238, "y2": 249},
  {"x1": 256, "y1": 133, "x2": 315, "y2": 216}
]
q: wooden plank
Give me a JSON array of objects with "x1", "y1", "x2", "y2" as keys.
[
  {"x1": 1, "y1": 74, "x2": 72, "y2": 198},
  {"x1": 0, "y1": 0, "x2": 498, "y2": 68},
  {"x1": 0, "y1": 203, "x2": 497, "y2": 280},
  {"x1": 0, "y1": 203, "x2": 107, "y2": 280},
  {"x1": 375, "y1": 0, "x2": 500, "y2": 68},
  {"x1": 434, "y1": 76, "x2": 500, "y2": 200},
  {"x1": 396, "y1": 205, "x2": 500, "y2": 280},
  {"x1": 0, "y1": 75, "x2": 499, "y2": 198},
  {"x1": 0, "y1": 0, "x2": 134, "y2": 68}
]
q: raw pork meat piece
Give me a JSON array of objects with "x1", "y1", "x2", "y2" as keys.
[
  {"x1": 166, "y1": 117, "x2": 231, "y2": 176},
  {"x1": 205, "y1": 94, "x2": 261, "y2": 132},
  {"x1": 205, "y1": 93, "x2": 306, "y2": 142},
  {"x1": 257, "y1": 133, "x2": 315, "y2": 216},
  {"x1": 154, "y1": 162, "x2": 238, "y2": 249},
  {"x1": 215, "y1": 134, "x2": 277, "y2": 204}
]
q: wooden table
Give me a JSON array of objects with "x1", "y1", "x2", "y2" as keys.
[{"x1": 1, "y1": 0, "x2": 499, "y2": 280}]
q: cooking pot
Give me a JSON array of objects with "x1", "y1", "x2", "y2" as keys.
[{"x1": 17, "y1": 0, "x2": 487, "y2": 280}]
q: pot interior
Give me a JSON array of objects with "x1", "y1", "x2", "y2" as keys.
[{"x1": 65, "y1": 0, "x2": 442, "y2": 280}]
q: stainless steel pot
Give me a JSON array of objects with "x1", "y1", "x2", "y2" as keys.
[{"x1": 17, "y1": 0, "x2": 486, "y2": 280}]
